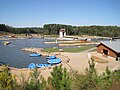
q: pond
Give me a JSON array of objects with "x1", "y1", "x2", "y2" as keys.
[
  {"x1": 0, "y1": 37, "x2": 111, "y2": 68},
  {"x1": 0, "y1": 38, "x2": 56, "y2": 68}
]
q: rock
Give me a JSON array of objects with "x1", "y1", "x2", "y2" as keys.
[{"x1": 2, "y1": 41, "x2": 11, "y2": 45}]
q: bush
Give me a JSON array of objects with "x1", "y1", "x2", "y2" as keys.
[
  {"x1": 0, "y1": 62, "x2": 120, "y2": 90},
  {"x1": 25, "y1": 68, "x2": 41, "y2": 90},
  {"x1": 50, "y1": 65, "x2": 71, "y2": 90},
  {"x1": 0, "y1": 65, "x2": 16, "y2": 90}
]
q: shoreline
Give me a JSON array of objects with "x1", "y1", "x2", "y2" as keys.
[
  {"x1": 0, "y1": 49, "x2": 120, "y2": 80},
  {"x1": 21, "y1": 47, "x2": 70, "y2": 62},
  {"x1": 0, "y1": 35, "x2": 119, "y2": 80}
]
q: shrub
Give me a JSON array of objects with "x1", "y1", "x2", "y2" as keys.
[
  {"x1": 25, "y1": 68, "x2": 41, "y2": 90},
  {"x1": 50, "y1": 65, "x2": 71, "y2": 90},
  {"x1": 0, "y1": 65, "x2": 16, "y2": 90}
]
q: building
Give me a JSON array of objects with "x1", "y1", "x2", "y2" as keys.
[
  {"x1": 97, "y1": 41, "x2": 120, "y2": 60},
  {"x1": 59, "y1": 29, "x2": 66, "y2": 38}
]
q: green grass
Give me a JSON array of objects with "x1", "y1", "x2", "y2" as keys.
[
  {"x1": 43, "y1": 46, "x2": 94, "y2": 53},
  {"x1": 43, "y1": 48, "x2": 59, "y2": 52}
]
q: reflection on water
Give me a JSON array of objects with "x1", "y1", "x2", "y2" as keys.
[{"x1": 0, "y1": 38, "x2": 56, "y2": 68}]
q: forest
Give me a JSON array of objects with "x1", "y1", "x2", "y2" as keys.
[{"x1": 0, "y1": 24, "x2": 120, "y2": 37}]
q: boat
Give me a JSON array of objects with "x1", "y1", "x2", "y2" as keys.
[
  {"x1": 28, "y1": 63, "x2": 36, "y2": 69},
  {"x1": 36, "y1": 64, "x2": 51, "y2": 68},
  {"x1": 47, "y1": 55, "x2": 56, "y2": 59},
  {"x1": 47, "y1": 58, "x2": 61, "y2": 64},
  {"x1": 30, "y1": 53, "x2": 41, "y2": 57}
]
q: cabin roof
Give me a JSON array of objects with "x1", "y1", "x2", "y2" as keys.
[{"x1": 98, "y1": 41, "x2": 120, "y2": 53}]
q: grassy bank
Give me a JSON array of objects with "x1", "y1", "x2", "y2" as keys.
[{"x1": 43, "y1": 46, "x2": 94, "y2": 52}]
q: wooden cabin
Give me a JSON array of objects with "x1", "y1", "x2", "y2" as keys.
[{"x1": 97, "y1": 41, "x2": 120, "y2": 60}]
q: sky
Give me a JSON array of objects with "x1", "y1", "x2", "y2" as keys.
[{"x1": 0, "y1": 0, "x2": 120, "y2": 27}]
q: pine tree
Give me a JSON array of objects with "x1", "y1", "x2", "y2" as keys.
[
  {"x1": 50, "y1": 65, "x2": 71, "y2": 90},
  {"x1": 26, "y1": 67, "x2": 41, "y2": 90},
  {"x1": 0, "y1": 65, "x2": 15, "y2": 90}
]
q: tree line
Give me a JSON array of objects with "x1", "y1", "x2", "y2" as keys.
[{"x1": 0, "y1": 24, "x2": 120, "y2": 37}]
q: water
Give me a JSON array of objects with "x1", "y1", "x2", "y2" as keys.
[
  {"x1": 0, "y1": 38, "x2": 56, "y2": 68},
  {"x1": 0, "y1": 37, "x2": 111, "y2": 68}
]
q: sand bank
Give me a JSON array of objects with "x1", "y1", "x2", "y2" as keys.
[
  {"x1": 61, "y1": 52, "x2": 120, "y2": 74},
  {"x1": 21, "y1": 47, "x2": 70, "y2": 62},
  {"x1": 2, "y1": 49, "x2": 119, "y2": 80}
]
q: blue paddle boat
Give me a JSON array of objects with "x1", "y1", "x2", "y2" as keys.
[
  {"x1": 36, "y1": 64, "x2": 51, "y2": 68},
  {"x1": 47, "y1": 55, "x2": 56, "y2": 59},
  {"x1": 30, "y1": 53, "x2": 41, "y2": 57},
  {"x1": 28, "y1": 63, "x2": 36, "y2": 69},
  {"x1": 47, "y1": 58, "x2": 61, "y2": 64}
]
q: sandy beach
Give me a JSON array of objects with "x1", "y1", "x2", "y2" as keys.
[
  {"x1": 10, "y1": 50, "x2": 120, "y2": 80},
  {"x1": 61, "y1": 52, "x2": 120, "y2": 74}
]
